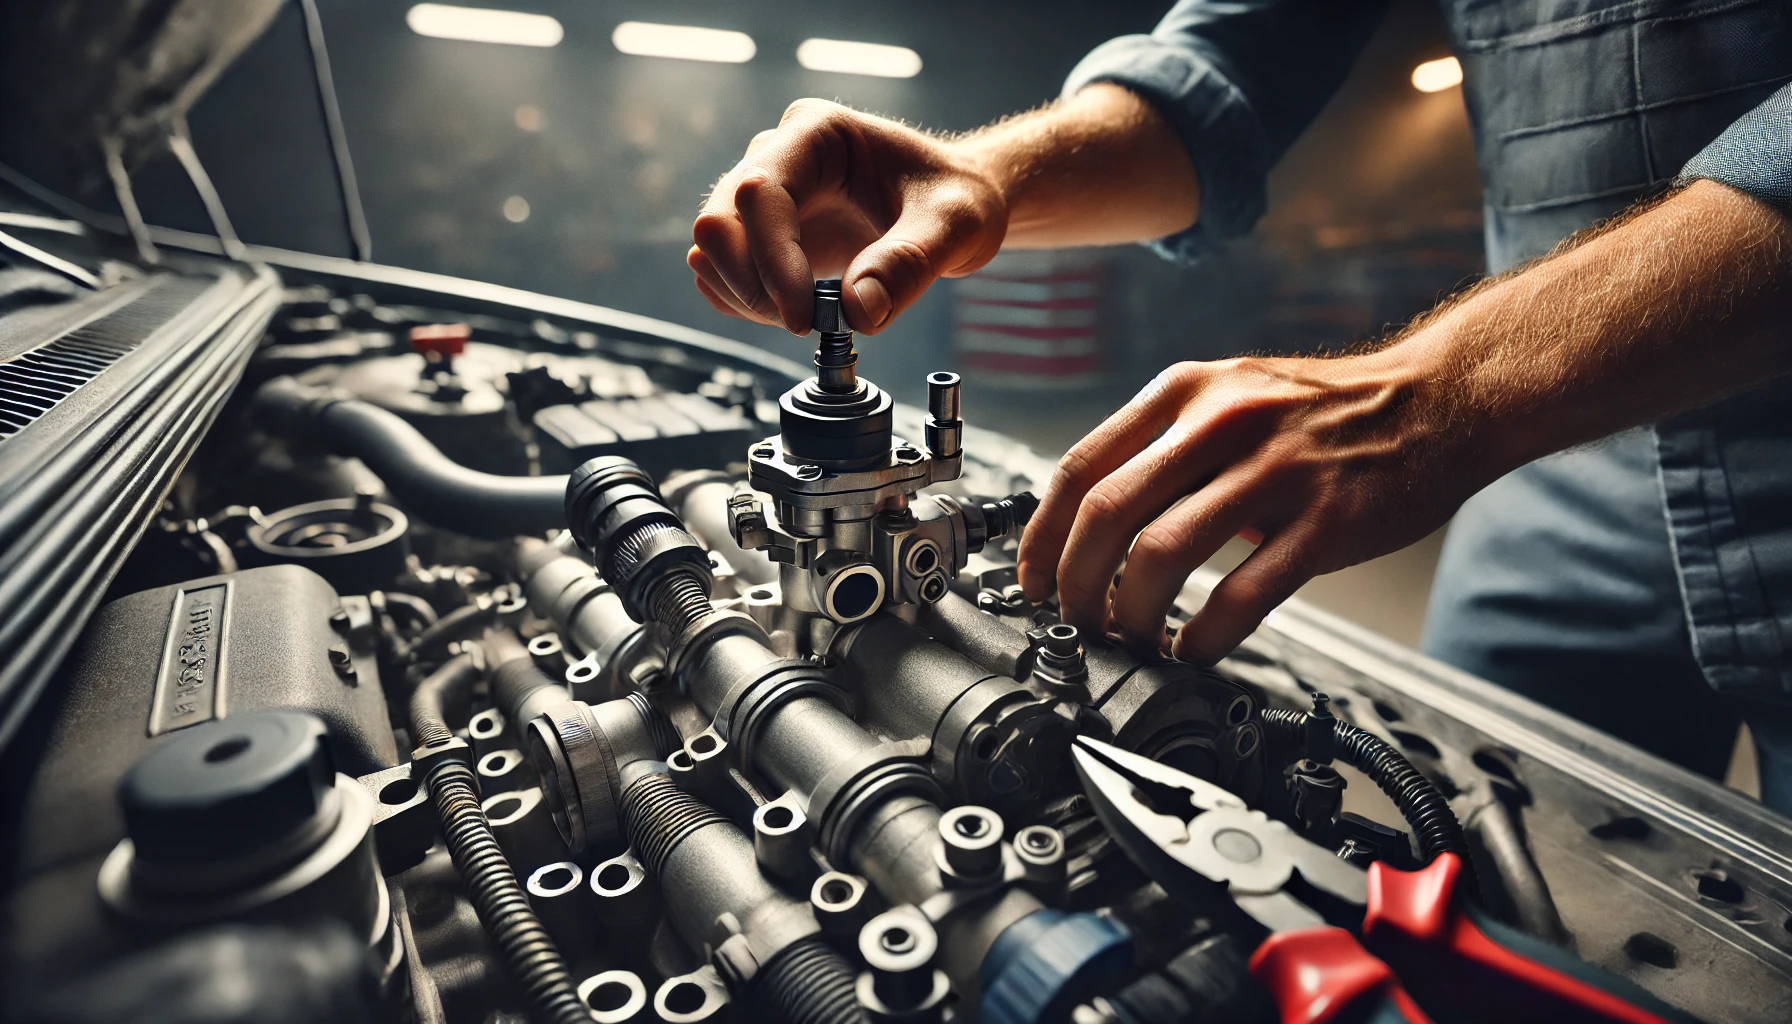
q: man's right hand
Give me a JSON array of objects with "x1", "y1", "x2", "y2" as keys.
[
  {"x1": 690, "y1": 85, "x2": 1201, "y2": 337},
  {"x1": 689, "y1": 99, "x2": 1009, "y2": 337}
]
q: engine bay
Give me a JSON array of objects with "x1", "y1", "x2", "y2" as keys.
[{"x1": 3, "y1": 256, "x2": 1791, "y2": 1024}]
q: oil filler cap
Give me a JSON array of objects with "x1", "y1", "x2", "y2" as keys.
[{"x1": 120, "y1": 711, "x2": 338, "y2": 869}]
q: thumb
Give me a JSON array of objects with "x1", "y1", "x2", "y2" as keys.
[{"x1": 841, "y1": 183, "x2": 1003, "y2": 335}]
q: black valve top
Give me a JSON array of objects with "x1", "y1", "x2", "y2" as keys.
[
  {"x1": 778, "y1": 280, "x2": 894, "y2": 471},
  {"x1": 119, "y1": 711, "x2": 337, "y2": 868}
]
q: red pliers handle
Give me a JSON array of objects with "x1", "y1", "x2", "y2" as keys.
[
  {"x1": 1360, "y1": 853, "x2": 1699, "y2": 1024},
  {"x1": 1251, "y1": 925, "x2": 1436, "y2": 1024}
]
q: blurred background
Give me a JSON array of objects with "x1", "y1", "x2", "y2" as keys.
[
  {"x1": 0, "y1": 0, "x2": 1758, "y2": 789},
  {"x1": 0, "y1": 0, "x2": 1482, "y2": 643}
]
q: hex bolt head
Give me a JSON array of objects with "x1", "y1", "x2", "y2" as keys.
[
  {"x1": 811, "y1": 871, "x2": 872, "y2": 940},
  {"x1": 859, "y1": 908, "x2": 938, "y2": 1009},
  {"x1": 937, "y1": 805, "x2": 1005, "y2": 880}
]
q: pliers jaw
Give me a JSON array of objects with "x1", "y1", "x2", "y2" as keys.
[{"x1": 1071, "y1": 735, "x2": 1367, "y2": 933}]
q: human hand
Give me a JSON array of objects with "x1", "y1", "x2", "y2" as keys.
[
  {"x1": 690, "y1": 98, "x2": 1008, "y2": 336},
  {"x1": 1016, "y1": 350, "x2": 1492, "y2": 663}
]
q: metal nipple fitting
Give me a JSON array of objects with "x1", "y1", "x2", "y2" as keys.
[{"x1": 812, "y1": 279, "x2": 859, "y2": 395}]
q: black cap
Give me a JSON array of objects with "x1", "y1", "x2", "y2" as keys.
[{"x1": 120, "y1": 711, "x2": 336, "y2": 866}]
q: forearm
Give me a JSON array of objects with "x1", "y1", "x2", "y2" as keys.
[
  {"x1": 956, "y1": 84, "x2": 1200, "y2": 250},
  {"x1": 1384, "y1": 180, "x2": 1792, "y2": 477}
]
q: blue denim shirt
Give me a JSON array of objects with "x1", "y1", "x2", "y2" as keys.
[{"x1": 1066, "y1": 0, "x2": 1792, "y2": 699}]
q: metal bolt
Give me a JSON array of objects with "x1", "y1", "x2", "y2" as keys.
[
  {"x1": 327, "y1": 644, "x2": 355, "y2": 680},
  {"x1": 1041, "y1": 623, "x2": 1080, "y2": 657},
  {"x1": 810, "y1": 871, "x2": 872, "y2": 940},
  {"x1": 858, "y1": 908, "x2": 938, "y2": 1009},
  {"x1": 1014, "y1": 825, "x2": 1068, "y2": 891},
  {"x1": 937, "y1": 805, "x2": 1005, "y2": 880},
  {"x1": 794, "y1": 464, "x2": 823, "y2": 481}
]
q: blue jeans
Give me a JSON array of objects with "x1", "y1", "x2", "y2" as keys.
[{"x1": 1423, "y1": 428, "x2": 1792, "y2": 812}]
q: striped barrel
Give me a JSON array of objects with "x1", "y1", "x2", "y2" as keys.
[{"x1": 953, "y1": 250, "x2": 1103, "y2": 389}]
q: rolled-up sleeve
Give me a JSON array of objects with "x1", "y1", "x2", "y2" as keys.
[
  {"x1": 1677, "y1": 82, "x2": 1792, "y2": 216},
  {"x1": 1064, "y1": 0, "x2": 1391, "y2": 263}
]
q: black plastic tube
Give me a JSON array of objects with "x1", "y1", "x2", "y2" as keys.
[
  {"x1": 253, "y1": 377, "x2": 566, "y2": 538},
  {"x1": 409, "y1": 654, "x2": 481, "y2": 748},
  {"x1": 484, "y1": 630, "x2": 567, "y2": 727},
  {"x1": 408, "y1": 653, "x2": 587, "y2": 1024},
  {"x1": 1260, "y1": 707, "x2": 1470, "y2": 870},
  {"x1": 405, "y1": 599, "x2": 498, "y2": 664}
]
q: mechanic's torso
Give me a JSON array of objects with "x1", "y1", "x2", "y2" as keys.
[
  {"x1": 1444, "y1": 0, "x2": 1792, "y2": 270},
  {"x1": 1440, "y1": 0, "x2": 1792, "y2": 698}
]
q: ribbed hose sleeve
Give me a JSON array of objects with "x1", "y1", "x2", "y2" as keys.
[
  {"x1": 409, "y1": 652, "x2": 587, "y2": 1024},
  {"x1": 424, "y1": 760, "x2": 589, "y2": 1024},
  {"x1": 754, "y1": 938, "x2": 867, "y2": 1024},
  {"x1": 409, "y1": 654, "x2": 481, "y2": 747},
  {"x1": 1260, "y1": 708, "x2": 1470, "y2": 870},
  {"x1": 617, "y1": 772, "x2": 730, "y2": 874},
  {"x1": 618, "y1": 775, "x2": 865, "y2": 1024}
]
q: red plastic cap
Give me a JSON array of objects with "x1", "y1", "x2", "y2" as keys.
[{"x1": 411, "y1": 323, "x2": 470, "y2": 357}]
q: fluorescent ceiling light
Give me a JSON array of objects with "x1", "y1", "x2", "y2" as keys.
[
  {"x1": 612, "y1": 22, "x2": 756, "y2": 63},
  {"x1": 406, "y1": 4, "x2": 563, "y2": 47},
  {"x1": 1410, "y1": 56, "x2": 1462, "y2": 93},
  {"x1": 796, "y1": 38, "x2": 922, "y2": 78}
]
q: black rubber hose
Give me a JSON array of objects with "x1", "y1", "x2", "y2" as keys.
[
  {"x1": 409, "y1": 654, "x2": 482, "y2": 748},
  {"x1": 381, "y1": 591, "x2": 438, "y2": 628},
  {"x1": 253, "y1": 377, "x2": 565, "y2": 538},
  {"x1": 1260, "y1": 707, "x2": 1470, "y2": 870},
  {"x1": 405, "y1": 597, "x2": 498, "y2": 664},
  {"x1": 484, "y1": 630, "x2": 565, "y2": 725},
  {"x1": 409, "y1": 654, "x2": 587, "y2": 1024},
  {"x1": 1465, "y1": 796, "x2": 1571, "y2": 945},
  {"x1": 754, "y1": 938, "x2": 867, "y2": 1024}
]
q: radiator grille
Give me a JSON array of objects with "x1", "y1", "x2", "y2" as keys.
[{"x1": 0, "y1": 282, "x2": 198, "y2": 440}]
